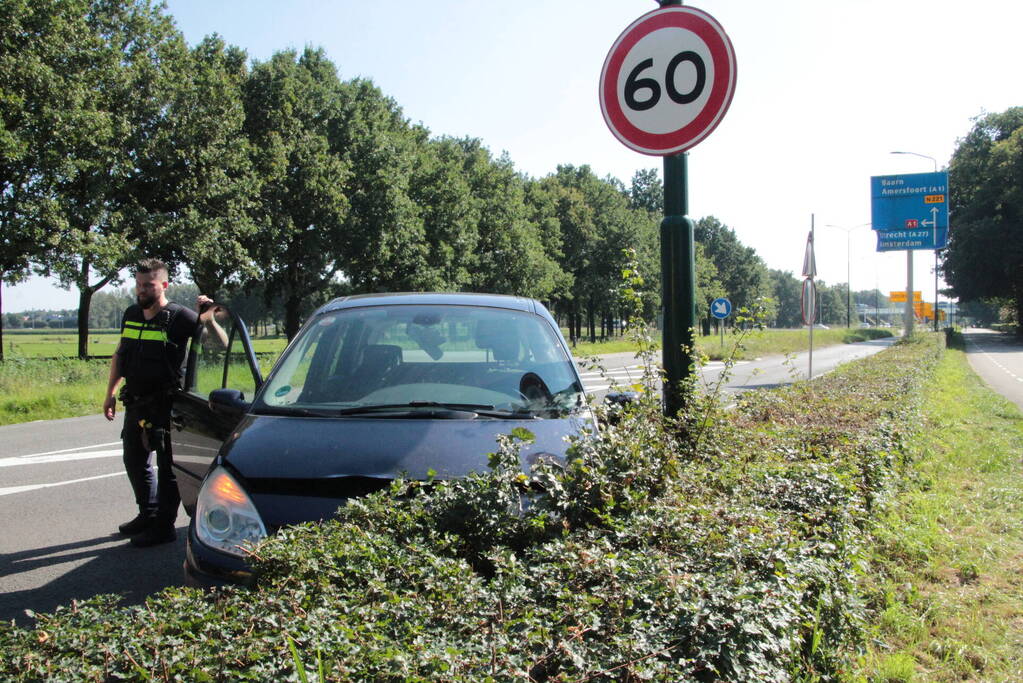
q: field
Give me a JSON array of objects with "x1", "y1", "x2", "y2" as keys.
[
  {"x1": 2, "y1": 329, "x2": 286, "y2": 359},
  {"x1": 3, "y1": 325, "x2": 880, "y2": 361},
  {"x1": 0, "y1": 326, "x2": 890, "y2": 426}
]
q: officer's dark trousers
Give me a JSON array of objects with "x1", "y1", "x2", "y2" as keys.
[{"x1": 122, "y1": 401, "x2": 179, "y2": 527}]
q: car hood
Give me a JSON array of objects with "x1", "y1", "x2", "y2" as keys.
[{"x1": 219, "y1": 413, "x2": 592, "y2": 527}]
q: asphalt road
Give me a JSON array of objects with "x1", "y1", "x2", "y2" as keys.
[
  {"x1": 962, "y1": 328, "x2": 1023, "y2": 413},
  {"x1": 0, "y1": 336, "x2": 896, "y2": 628},
  {"x1": 0, "y1": 415, "x2": 190, "y2": 628},
  {"x1": 577, "y1": 335, "x2": 897, "y2": 398}
]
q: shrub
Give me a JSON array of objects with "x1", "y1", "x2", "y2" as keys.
[{"x1": 0, "y1": 336, "x2": 943, "y2": 681}]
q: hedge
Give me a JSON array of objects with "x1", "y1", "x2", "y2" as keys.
[{"x1": 0, "y1": 335, "x2": 943, "y2": 681}]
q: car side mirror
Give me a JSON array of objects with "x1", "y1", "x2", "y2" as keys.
[
  {"x1": 602, "y1": 391, "x2": 639, "y2": 426},
  {"x1": 209, "y1": 388, "x2": 250, "y2": 418}
]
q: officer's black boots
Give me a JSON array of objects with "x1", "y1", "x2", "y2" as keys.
[
  {"x1": 117, "y1": 513, "x2": 153, "y2": 536},
  {"x1": 130, "y1": 525, "x2": 176, "y2": 547}
]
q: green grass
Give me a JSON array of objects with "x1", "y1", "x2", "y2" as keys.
[
  {"x1": 569, "y1": 326, "x2": 888, "y2": 359},
  {"x1": 3, "y1": 329, "x2": 287, "y2": 358},
  {"x1": 3, "y1": 330, "x2": 121, "y2": 358},
  {"x1": 854, "y1": 346, "x2": 1023, "y2": 681},
  {"x1": 0, "y1": 357, "x2": 110, "y2": 425},
  {"x1": 0, "y1": 327, "x2": 891, "y2": 425}
]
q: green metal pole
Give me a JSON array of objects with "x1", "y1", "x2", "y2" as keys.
[{"x1": 661, "y1": 153, "x2": 695, "y2": 417}]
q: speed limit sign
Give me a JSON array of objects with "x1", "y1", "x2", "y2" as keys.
[{"x1": 599, "y1": 5, "x2": 736, "y2": 156}]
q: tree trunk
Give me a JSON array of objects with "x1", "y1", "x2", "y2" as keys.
[
  {"x1": 75, "y1": 261, "x2": 115, "y2": 359},
  {"x1": 78, "y1": 287, "x2": 94, "y2": 359}
]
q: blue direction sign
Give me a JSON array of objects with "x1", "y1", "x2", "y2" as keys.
[
  {"x1": 710, "y1": 297, "x2": 732, "y2": 319},
  {"x1": 876, "y1": 226, "x2": 948, "y2": 251},
  {"x1": 870, "y1": 171, "x2": 949, "y2": 250}
]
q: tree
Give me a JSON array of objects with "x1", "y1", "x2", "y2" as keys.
[
  {"x1": 694, "y1": 216, "x2": 771, "y2": 312},
  {"x1": 329, "y1": 78, "x2": 429, "y2": 295},
  {"x1": 629, "y1": 168, "x2": 662, "y2": 215},
  {"x1": 768, "y1": 269, "x2": 802, "y2": 328},
  {"x1": 243, "y1": 48, "x2": 351, "y2": 339},
  {"x1": 20, "y1": 0, "x2": 189, "y2": 357},
  {"x1": 138, "y1": 35, "x2": 259, "y2": 299},
  {"x1": 0, "y1": 0, "x2": 89, "y2": 359},
  {"x1": 945, "y1": 107, "x2": 1023, "y2": 330}
]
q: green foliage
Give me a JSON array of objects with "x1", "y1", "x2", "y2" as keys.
[
  {"x1": 842, "y1": 328, "x2": 895, "y2": 343},
  {"x1": 0, "y1": 323, "x2": 944, "y2": 680},
  {"x1": 946, "y1": 107, "x2": 1023, "y2": 328}
]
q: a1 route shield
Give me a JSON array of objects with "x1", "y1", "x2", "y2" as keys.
[{"x1": 600, "y1": 5, "x2": 736, "y2": 156}]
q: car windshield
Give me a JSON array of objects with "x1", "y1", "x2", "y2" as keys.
[{"x1": 255, "y1": 304, "x2": 584, "y2": 417}]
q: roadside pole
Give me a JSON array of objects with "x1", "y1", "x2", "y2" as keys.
[
  {"x1": 598, "y1": 1, "x2": 736, "y2": 417},
  {"x1": 661, "y1": 153, "x2": 695, "y2": 417},
  {"x1": 906, "y1": 251, "x2": 914, "y2": 336}
]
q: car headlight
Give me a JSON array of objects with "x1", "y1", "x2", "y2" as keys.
[{"x1": 195, "y1": 466, "x2": 267, "y2": 558}]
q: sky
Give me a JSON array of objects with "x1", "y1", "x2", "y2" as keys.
[{"x1": 5, "y1": 0, "x2": 1019, "y2": 312}]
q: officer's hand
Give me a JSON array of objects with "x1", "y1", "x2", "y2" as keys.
[
  {"x1": 103, "y1": 395, "x2": 116, "y2": 421},
  {"x1": 197, "y1": 294, "x2": 214, "y2": 313}
]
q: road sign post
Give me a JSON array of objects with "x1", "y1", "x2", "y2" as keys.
[
  {"x1": 871, "y1": 171, "x2": 949, "y2": 338},
  {"x1": 600, "y1": 1, "x2": 735, "y2": 416},
  {"x1": 710, "y1": 297, "x2": 731, "y2": 348}
]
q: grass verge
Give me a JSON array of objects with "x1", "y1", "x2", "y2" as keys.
[
  {"x1": 1, "y1": 328, "x2": 891, "y2": 426},
  {"x1": 854, "y1": 344, "x2": 1023, "y2": 681},
  {"x1": 0, "y1": 358, "x2": 110, "y2": 425}
]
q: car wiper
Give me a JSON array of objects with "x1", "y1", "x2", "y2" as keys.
[
  {"x1": 335, "y1": 401, "x2": 497, "y2": 416},
  {"x1": 253, "y1": 405, "x2": 338, "y2": 417}
]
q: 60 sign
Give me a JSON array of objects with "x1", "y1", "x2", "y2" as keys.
[
  {"x1": 624, "y1": 51, "x2": 706, "y2": 111},
  {"x1": 599, "y1": 6, "x2": 736, "y2": 156}
]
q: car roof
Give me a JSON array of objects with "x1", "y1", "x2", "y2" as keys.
[{"x1": 317, "y1": 292, "x2": 540, "y2": 316}]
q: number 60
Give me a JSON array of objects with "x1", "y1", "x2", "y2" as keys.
[{"x1": 624, "y1": 51, "x2": 706, "y2": 112}]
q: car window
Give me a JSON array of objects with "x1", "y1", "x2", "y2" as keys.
[
  {"x1": 256, "y1": 304, "x2": 583, "y2": 415},
  {"x1": 189, "y1": 307, "x2": 258, "y2": 402}
]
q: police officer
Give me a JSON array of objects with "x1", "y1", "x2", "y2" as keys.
[{"x1": 103, "y1": 259, "x2": 207, "y2": 547}]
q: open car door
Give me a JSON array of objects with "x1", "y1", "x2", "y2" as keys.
[{"x1": 170, "y1": 304, "x2": 264, "y2": 517}]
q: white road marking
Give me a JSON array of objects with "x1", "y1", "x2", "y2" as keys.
[
  {"x1": 0, "y1": 471, "x2": 123, "y2": 497},
  {"x1": 966, "y1": 338, "x2": 1022, "y2": 382},
  {"x1": 0, "y1": 448, "x2": 123, "y2": 468}
]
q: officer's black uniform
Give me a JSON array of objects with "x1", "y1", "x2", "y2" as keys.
[{"x1": 115, "y1": 301, "x2": 198, "y2": 543}]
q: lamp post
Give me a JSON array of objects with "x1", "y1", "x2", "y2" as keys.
[
  {"x1": 824, "y1": 223, "x2": 870, "y2": 328},
  {"x1": 890, "y1": 150, "x2": 941, "y2": 332}
]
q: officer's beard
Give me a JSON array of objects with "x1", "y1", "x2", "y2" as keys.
[{"x1": 137, "y1": 292, "x2": 158, "y2": 309}]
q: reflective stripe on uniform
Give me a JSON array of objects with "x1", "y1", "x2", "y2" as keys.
[{"x1": 121, "y1": 320, "x2": 170, "y2": 342}]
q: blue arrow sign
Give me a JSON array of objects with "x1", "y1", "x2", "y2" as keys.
[
  {"x1": 871, "y1": 171, "x2": 949, "y2": 251},
  {"x1": 710, "y1": 297, "x2": 732, "y2": 319}
]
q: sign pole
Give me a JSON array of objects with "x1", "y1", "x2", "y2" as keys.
[
  {"x1": 661, "y1": 152, "x2": 695, "y2": 417},
  {"x1": 905, "y1": 250, "x2": 914, "y2": 337},
  {"x1": 599, "y1": 0, "x2": 735, "y2": 417},
  {"x1": 809, "y1": 216, "x2": 815, "y2": 379}
]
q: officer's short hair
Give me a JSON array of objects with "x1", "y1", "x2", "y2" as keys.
[{"x1": 134, "y1": 258, "x2": 169, "y2": 277}]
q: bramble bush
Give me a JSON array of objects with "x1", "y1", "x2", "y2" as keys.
[{"x1": 0, "y1": 331, "x2": 942, "y2": 681}]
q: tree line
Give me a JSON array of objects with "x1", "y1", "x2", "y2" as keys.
[{"x1": 2, "y1": 0, "x2": 870, "y2": 360}]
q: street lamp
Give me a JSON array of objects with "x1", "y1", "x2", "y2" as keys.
[
  {"x1": 824, "y1": 223, "x2": 870, "y2": 328},
  {"x1": 890, "y1": 150, "x2": 938, "y2": 172},
  {"x1": 890, "y1": 150, "x2": 942, "y2": 332}
]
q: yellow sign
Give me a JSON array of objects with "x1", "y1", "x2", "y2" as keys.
[
  {"x1": 924, "y1": 194, "x2": 945, "y2": 204},
  {"x1": 890, "y1": 291, "x2": 922, "y2": 303}
]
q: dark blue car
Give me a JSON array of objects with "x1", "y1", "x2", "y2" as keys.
[{"x1": 170, "y1": 293, "x2": 591, "y2": 586}]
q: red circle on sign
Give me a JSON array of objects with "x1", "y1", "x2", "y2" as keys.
[{"x1": 599, "y1": 6, "x2": 736, "y2": 156}]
